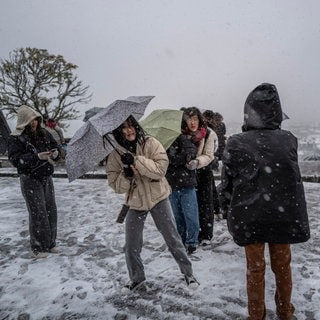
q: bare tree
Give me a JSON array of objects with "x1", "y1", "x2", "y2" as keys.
[{"x1": 0, "y1": 47, "x2": 92, "y2": 127}]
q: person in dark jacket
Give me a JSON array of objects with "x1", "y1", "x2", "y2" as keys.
[
  {"x1": 219, "y1": 83, "x2": 310, "y2": 320},
  {"x1": 8, "y1": 105, "x2": 61, "y2": 259},
  {"x1": 202, "y1": 110, "x2": 222, "y2": 219},
  {"x1": 166, "y1": 133, "x2": 199, "y2": 254},
  {"x1": 213, "y1": 112, "x2": 226, "y2": 160}
]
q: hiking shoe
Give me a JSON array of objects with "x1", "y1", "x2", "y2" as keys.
[
  {"x1": 121, "y1": 281, "x2": 145, "y2": 295},
  {"x1": 187, "y1": 245, "x2": 197, "y2": 254},
  {"x1": 30, "y1": 250, "x2": 49, "y2": 259},
  {"x1": 185, "y1": 275, "x2": 199, "y2": 289},
  {"x1": 49, "y1": 246, "x2": 60, "y2": 253}
]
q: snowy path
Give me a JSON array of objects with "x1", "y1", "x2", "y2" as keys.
[{"x1": 0, "y1": 177, "x2": 319, "y2": 319}]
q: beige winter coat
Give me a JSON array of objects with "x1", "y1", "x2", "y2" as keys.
[
  {"x1": 106, "y1": 136, "x2": 171, "y2": 211},
  {"x1": 195, "y1": 128, "x2": 216, "y2": 169}
]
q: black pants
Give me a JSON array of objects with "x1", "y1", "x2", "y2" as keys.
[
  {"x1": 212, "y1": 174, "x2": 220, "y2": 215},
  {"x1": 20, "y1": 175, "x2": 57, "y2": 252},
  {"x1": 196, "y1": 169, "x2": 214, "y2": 241}
]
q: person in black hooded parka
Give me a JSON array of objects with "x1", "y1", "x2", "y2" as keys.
[
  {"x1": 219, "y1": 83, "x2": 310, "y2": 320},
  {"x1": 8, "y1": 105, "x2": 61, "y2": 259}
]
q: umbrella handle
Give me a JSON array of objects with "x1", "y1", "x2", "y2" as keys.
[{"x1": 103, "y1": 133, "x2": 121, "y2": 155}]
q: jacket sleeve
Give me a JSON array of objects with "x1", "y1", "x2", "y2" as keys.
[
  {"x1": 218, "y1": 164, "x2": 233, "y2": 215},
  {"x1": 45, "y1": 130, "x2": 61, "y2": 161},
  {"x1": 219, "y1": 135, "x2": 253, "y2": 214},
  {"x1": 196, "y1": 130, "x2": 215, "y2": 169},
  {"x1": 211, "y1": 130, "x2": 219, "y2": 153},
  {"x1": 7, "y1": 135, "x2": 39, "y2": 170},
  {"x1": 55, "y1": 126, "x2": 65, "y2": 144},
  {"x1": 106, "y1": 150, "x2": 132, "y2": 194},
  {"x1": 135, "y1": 137, "x2": 169, "y2": 180},
  {"x1": 167, "y1": 135, "x2": 197, "y2": 168}
]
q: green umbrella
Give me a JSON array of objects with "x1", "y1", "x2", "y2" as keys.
[{"x1": 140, "y1": 109, "x2": 183, "y2": 150}]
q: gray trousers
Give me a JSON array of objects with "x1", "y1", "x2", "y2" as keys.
[
  {"x1": 125, "y1": 198, "x2": 193, "y2": 283},
  {"x1": 20, "y1": 174, "x2": 57, "y2": 252}
]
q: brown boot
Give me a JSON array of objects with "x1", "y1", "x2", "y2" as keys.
[
  {"x1": 269, "y1": 244, "x2": 295, "y2": 320},
  {"x1": 245, "y1": 243, "x2": 267, "y2": 320}
]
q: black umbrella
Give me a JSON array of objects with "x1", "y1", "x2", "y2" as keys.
[{"x1": 0, "y1": 110, "x2": 11, "y2": 154}]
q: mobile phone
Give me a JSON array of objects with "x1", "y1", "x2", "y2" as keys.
[{"x1": 50, "y1": 148, "x2": 58, "y2": 152}]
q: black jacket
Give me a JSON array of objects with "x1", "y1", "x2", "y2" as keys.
[
  {"x1": 220, "y1": 83, "x2": 310, "y2": 246},
  {"x1": 215, "y1": 122, "x2": 226, "y2": 160},
  {"x1": 166, "y1": 134, "x2": 198, "y2": 191},
  {"x1": 8, "y1": 130, "x2": 58, "y2": 179}
]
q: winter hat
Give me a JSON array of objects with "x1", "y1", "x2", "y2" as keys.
[
  {"x1": 11, "y1": 105, "x2": 42, "y2": 136},
  {"x1": 242, "y1": 83, "x2": 282, "y2": 131}
]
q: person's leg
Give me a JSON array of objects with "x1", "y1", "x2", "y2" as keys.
[
  {"x1": 150, "y1": 198, "x2": 193, "y2": 277},
  {"x1": 269, "y1": 244, "x2": 295, "y2": 320},
  {"x1": 20, "y1": 175, "x2": 52, "y2": 252},
  {"x1": 43, "y1": 177, "x2": 58, "y2": 249},
  {"x1": 245, "y1": 243, "x2": 266, "y2": 320},
  {"x1": 125, "y1": 209, "x2": 148, "y2": 283},
  {"x1": 169, "y1": 191, "x2": 186, "y2": 244},
  {"x1": 212, "y1": 174, "x2": 220, "y2": 215},
  {"x1": 197, "y1": 170, "x2": 214, "y2": 242},
  {"x1": 180, "y1": 187, "x2": 199, "y2": 247}
]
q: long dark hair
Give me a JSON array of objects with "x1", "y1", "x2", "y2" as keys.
[
  {"x1": 112, "y1": 115, "x2": 146, "y2": 153},
  {"x1": 202, "y1": 110, "x2": 216, "y2": 131},
  {"x1": 24, "y1": 117, "x2": 48, "y2": 144}
]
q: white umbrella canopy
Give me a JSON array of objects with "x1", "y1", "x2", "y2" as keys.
[
  {"x1": 82, "y1": 107, "x2": 104, "y2": 122},
  {"x1": 66, "y1": 96, "x2": 154, "y2": 182},
  {"x1": 89, "y1": 96, "x2": 154, "y2": 136}
]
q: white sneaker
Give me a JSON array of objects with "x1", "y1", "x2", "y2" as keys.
[
  {"x1": 185, "y1": 275, "x2": 199, "y2": 290},
  {"x1": 49, "y1": 246, "x2": 60, "y2": 253},
  {"x1": 200, "y1": 239, "x2": 211, "y2": 246},
  {"x1": 30, "y1": 250, "x2": 49, "y2": 259}
]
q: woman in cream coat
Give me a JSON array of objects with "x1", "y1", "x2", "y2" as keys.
[{"x1": 106, "y1": 115, "x2": 198, "y2": 293}]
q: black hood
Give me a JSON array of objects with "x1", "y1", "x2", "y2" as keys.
[{"x1": 242, "y1": 83, "x2": 282, "y2": 131}]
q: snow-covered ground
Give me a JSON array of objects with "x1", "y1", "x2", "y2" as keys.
[{"x1": 0, "y1": 177, "x2": 319, "y2": 320}]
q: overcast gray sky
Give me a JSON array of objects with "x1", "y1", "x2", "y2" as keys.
[{"x1": 1, "y1": 0, "x2": 319, "y2": 130}]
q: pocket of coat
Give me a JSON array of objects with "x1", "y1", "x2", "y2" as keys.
[
  {"x1": 129, "y1": 187, "x2": 143, "y2": 209},
  {"x1": 150, "y1": 180, "x2": 166, "y2": 202}
]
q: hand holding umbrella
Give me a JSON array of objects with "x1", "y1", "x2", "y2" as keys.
[{"x1": 121, "y1": 153, "x2": 135, "y2": 178}]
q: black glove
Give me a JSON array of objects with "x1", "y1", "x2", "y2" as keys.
[
  {"x1": 121, "y1": 153, "x2": 134, "y2": 165},
  {"x1": 121, "y1": 153, "x2": 134, "y2": 178}
]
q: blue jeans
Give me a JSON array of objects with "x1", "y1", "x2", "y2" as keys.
[{"x1": 169, "y1": 187, "x2": 199, "y2": 247}]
